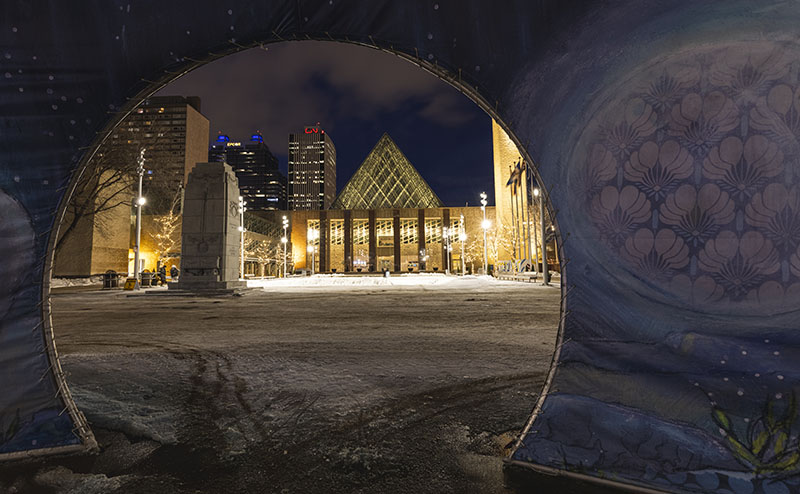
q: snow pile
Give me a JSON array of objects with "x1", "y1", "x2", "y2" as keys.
[
  {"x1": 50, "y1": 276, "x2": 104, "y2": 288},
  {"x1": 247, "y1": 274, "x2": 532, "y2": 292}
]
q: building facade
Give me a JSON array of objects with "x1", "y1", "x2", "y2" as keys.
[
  {"x1": 255, "y1": 130, "x2": 558, "y2": 275},
  {"x1": 257, "y1": 132, "x2": 512, "y2": 274},
  {"x1": 53, "y1": 171, "x2": 133, "y2": 277},
  {"x1": 285, "y1": 206, "x2": 495, "y2": 274},
  {"x1": 288, "y1": 124, "x2": 336, "y2": 210},
  {"x1": 209, "y1": 133, "x2": 287, "y2": 210},
  {"x1": 54, "y1": 95, "x2": 209, "y2": 276},
  {"x1": 112, "y1": 95, "x2": 210, "y2": 213}
]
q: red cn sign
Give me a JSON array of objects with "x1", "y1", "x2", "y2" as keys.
[{"x1": 304, "y1": 126, "x2": 324, "y2": 134}]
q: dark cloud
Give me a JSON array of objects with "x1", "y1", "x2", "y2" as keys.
[
  {"x1": 156, "y1": 40, "x2": 493, "y2": 206},
  {"x1": 159, "y1": 42, "x2": 470, "y2": 147}
]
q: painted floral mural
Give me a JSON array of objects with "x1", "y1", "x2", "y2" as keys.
[{"x1": 577, "y1": 42, "x2": 800, "y2": 310}]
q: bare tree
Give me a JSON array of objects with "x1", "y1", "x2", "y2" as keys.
[
  {"x1": 149, "y1": 187, "x2": 183, "y2": 264},
  {"x1": 244, "y1": 236, "x2": 274, "y2": 277},
  {"x1": 487, "y1": 221, "x2": 515, "y2": 265},
  {"x1": 55, "y1": 148, "x2": 138, "y2": 254},
  {"x1": 56, "y1": 120, "x2": 173, "y2": 254}
]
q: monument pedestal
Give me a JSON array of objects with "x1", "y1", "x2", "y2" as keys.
[{"x1": 170, "y1": 162, "x2": 247, "y2": 295}]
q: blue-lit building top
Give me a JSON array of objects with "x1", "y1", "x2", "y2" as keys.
[{"x1": 209, "y1": 133, "x2": 287, "y2": 211}]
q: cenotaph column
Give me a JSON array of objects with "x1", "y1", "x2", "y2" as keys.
[{"x1": 171, "y1": 162, "x2": 246, "y2": 292}]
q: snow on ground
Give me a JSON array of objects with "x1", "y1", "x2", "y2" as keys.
[
  {"x1": 12, "y1": 279, "x2": 562, "y2": 493},
  {"x1": 247, "y1": 273, "x2": 553, "y2": 292},
  {"x1": 50, "y1": 276, "x2": 104, "y2": 288}
]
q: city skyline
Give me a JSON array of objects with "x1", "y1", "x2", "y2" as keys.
[{"x1": 155, "y1": 41, "x2": 494, "y2": 207}]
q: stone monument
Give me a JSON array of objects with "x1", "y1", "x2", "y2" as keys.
[{"x1": 170, "y1": 162, "x2": 246, "y2": 293}]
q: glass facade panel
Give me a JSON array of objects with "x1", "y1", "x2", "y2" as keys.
[
  {"x1": 400, "y1": 219, "x2": 417, "y2": 245},
  {"x1": 353, "y1": 219, "x2": 369, "y2": 245},
  {"x1": 331, "y1": 134, "x2": 444, "y2": 209},
  {"x1": 330, "y1": 220, "x2": 344, "y2": 246},
  {"x1": 425, "y1": 218, "x2": 442, "y2": 243},
  {"x1": 376, "y1": 219, "x2": 393, "y2": 247}
]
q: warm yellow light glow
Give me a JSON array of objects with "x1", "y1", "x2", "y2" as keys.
[
  {"x1": 533, "y1": 188, "x2": 540, "y2": 197},
  {"x1": 481, "y1": 219, "x2": 491, "y2": 230},
  {"x1": 137, "y1": 196, "x2": 146, "y2": 205}
]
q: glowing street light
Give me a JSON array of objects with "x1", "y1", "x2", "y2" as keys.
[
  {"x1": 459, "y1": 214, "x2": 466, "y2": 276},
  {"x1": 238, "y1": 196, "x2": 246, "y2": 280},
  {"x1": 480, "y1": 192, "x2": 489, "y2": 275},
  {"x1": 307, "y1": 227, "x2": 318, "y2": 275},
  {"x1": 443, "y1": 226, "x2": 452, "y2": 275},
  {"x1": 282, "y1": 215, "x2": 289, "y2": 277},
  {"x1": 132, "y1": 148, "x2": 146, "y2": 290},
  {"x1": 533, "y1": 187, "x2": 549, "y2": 286}
]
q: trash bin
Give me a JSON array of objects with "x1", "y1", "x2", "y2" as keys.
[
  {"x1": 141, "y1": 271, "x2": 154, "y2": 287},
  {"x1": 102, "y1": 270, "x2": 119, "y2": 289}
]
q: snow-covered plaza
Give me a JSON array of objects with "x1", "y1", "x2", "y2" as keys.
[{"x1": 2, "y1": 275, "x2": 560, "y2": 493}]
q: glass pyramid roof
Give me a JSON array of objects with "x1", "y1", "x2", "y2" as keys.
[{"x1": 332, "y1": 133, "x2": 444, "y2": 209}]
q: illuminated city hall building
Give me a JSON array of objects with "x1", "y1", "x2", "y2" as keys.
[{"x1": 271, "y1": 133, "x2": 498, "y2": 273}]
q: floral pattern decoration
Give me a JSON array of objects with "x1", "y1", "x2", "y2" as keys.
[{"x1": 578, "y1": 42, "x2": 800, "y2": 308}]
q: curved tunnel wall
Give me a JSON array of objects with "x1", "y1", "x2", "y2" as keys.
[{"x1": 1, "y1": 1, "x2": 799, "y2": 492}]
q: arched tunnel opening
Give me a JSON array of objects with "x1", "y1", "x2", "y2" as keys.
[
  {"x1": 1, "y1": 40, "x2": 566, "y2": 493},
  {"x1": 5, "y1": 3, "x2": 797, "y2": 494}
]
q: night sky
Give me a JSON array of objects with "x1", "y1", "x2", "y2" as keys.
[{"x1": 156, "y1": 41, "x2": 494, "y2": 207}]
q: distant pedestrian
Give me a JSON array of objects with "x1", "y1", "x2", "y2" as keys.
[
  {"x1": 158, "y1": 264, "x2": 167, "y2": 286},
  {"x1": 170, "y1": 264, "x2": 179, "y2": 281}
]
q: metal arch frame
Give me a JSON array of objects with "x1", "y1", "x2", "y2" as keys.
[{"x1": 20, "y1": 29, "x2": 655, "y2": 494}]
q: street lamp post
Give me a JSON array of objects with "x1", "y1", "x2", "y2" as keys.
[
  {"x1": 133, "y1": 148, "x2": 146, "y2": 290},
  {"x1": 238, "y1": 196, "x2": 246, "y2": 280},
  {"x1": 533, "y1": 187, "x2": 549, "y2": 286},
  {"x1": 442, "y1": 226, "x2": 450, "y2": 275},
  {"x1": 282, "y1": 215, "x2": 289, "y2": 278},
  {"x1": 480, "y1": 192, "x2": 488, "y2": 275},
  {"x1": 459, "y1": 214, "x2": 466, "y2": 276},
  {"x1": 307, "y1": 227, "x2": 318, "y2": 275}
]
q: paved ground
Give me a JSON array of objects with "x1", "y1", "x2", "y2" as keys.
[{"x1": 1, "y1": 276, "x2": 561, "y2": 493}]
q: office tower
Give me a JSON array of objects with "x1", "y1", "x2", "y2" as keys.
[
  {"x1": 288, "y1": 124, "x2": 336, "y2": 210},
  {"x1": 209, "y1": 133, "x2": 287, "y2": 210}
]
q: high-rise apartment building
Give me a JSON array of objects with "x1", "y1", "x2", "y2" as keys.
[
  {"x1": 288, "y1": 124, "x2": 336, "y2": 210},
  {"x1": 108, "y1": 95, "x2": 210, "y2": 213},
  {"x1": 209, "y1": 133, "x2": 287, "y2": 210}
]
